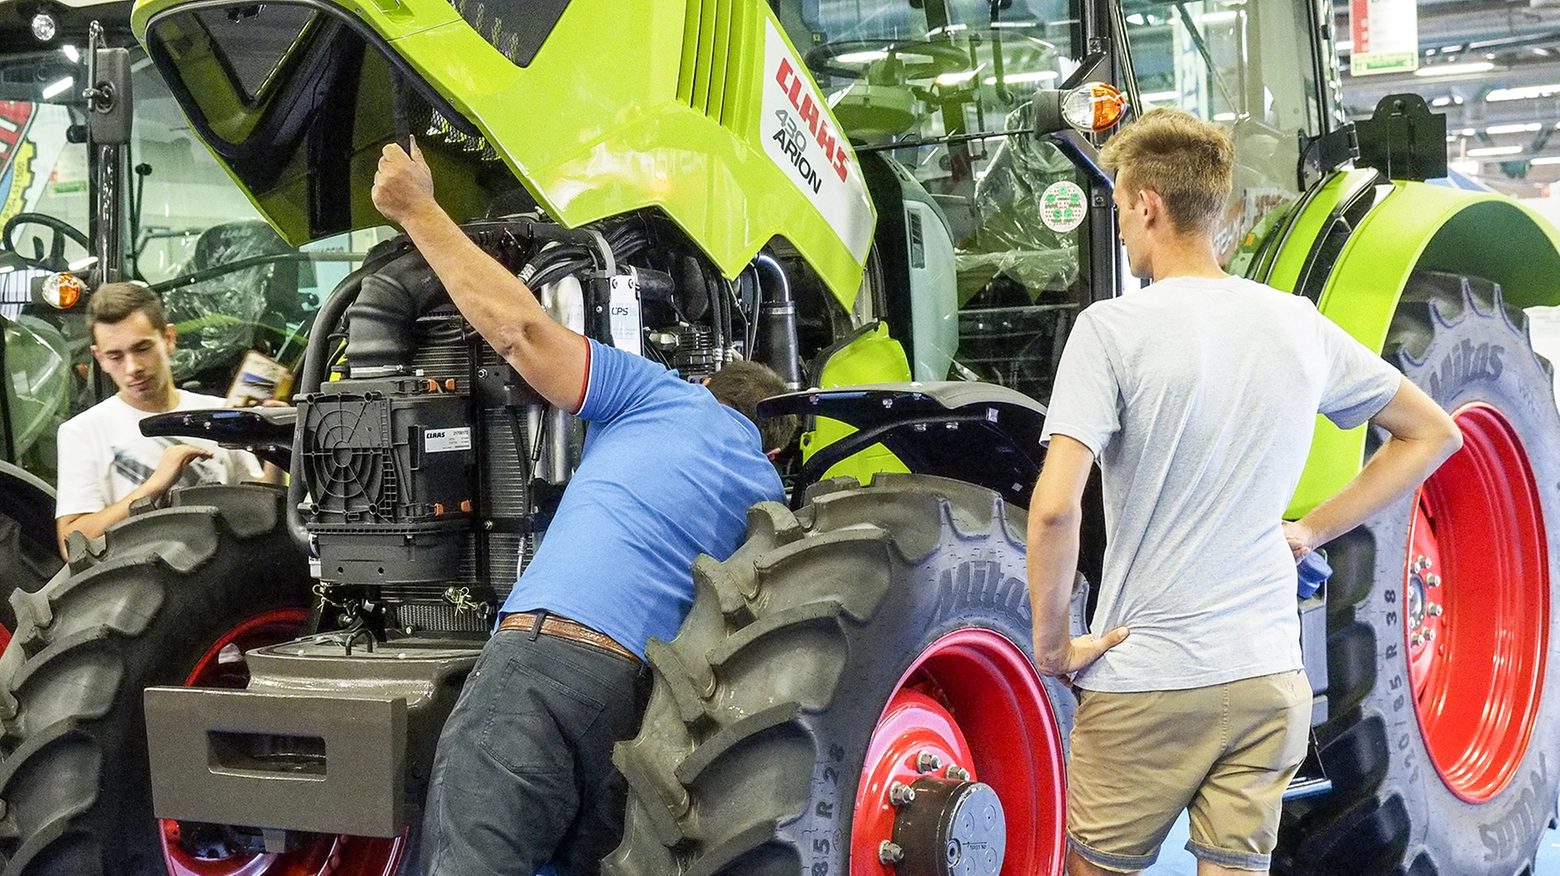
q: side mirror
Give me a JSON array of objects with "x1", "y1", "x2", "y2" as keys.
[
  {"x1": 1032, "y1": 82, "x2": 1127, "y2": 136},
  {"x1": 87, "y1": 47, "x2": 132, "y2": 146}
]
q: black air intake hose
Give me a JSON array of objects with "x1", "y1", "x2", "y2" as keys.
[
  {"x1": 754, "y1": 254, "x2": 802, "y2": 390},
  {"x1": 341, "y1": 249, "x2": 445, "y2": 377}
]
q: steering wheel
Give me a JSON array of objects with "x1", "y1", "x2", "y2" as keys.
[
  {"x1": 805, "y1": 39, "x2": 972, "y2": 84},
  {"x1": 3, "y1": 213, "x2": 92, "y2": 272}
]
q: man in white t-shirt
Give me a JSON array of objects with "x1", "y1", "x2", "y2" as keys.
[
  {"x1": 1025, "y1": 109, "x2": 1464, "y2": 876},
  {"x1": 54, "y1": 282, "x2": 267, "y2": 556}
]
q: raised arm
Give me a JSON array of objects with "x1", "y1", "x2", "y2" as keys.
[{"x1": 370, "y1": 139, "x2": 589, "y2": 411}]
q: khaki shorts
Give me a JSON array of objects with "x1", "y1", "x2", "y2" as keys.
[{"x1": 1067, "y1": 670, "x2": 1310, "y2": 873}]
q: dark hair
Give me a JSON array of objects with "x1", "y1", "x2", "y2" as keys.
[
  {"x1": 706, "y1": 360, "x2": 797, "y2": 452},
  {"x1": 88, "y1": 282, "x2": 169, "y2": 338},
  {"x1": 1098, "y1": 108, "x2": 1234, "y2": 236}
]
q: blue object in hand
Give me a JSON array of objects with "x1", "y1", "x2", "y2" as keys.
[{"x1": 1297, "y1": 550, "x2": 1331, "y2": 599}]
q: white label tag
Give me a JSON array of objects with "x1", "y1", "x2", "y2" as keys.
[
  {"x1": 1039, "y1": 180, "x2": 1088, "y2": 233},
  {"x1": 424, "y1": 427, "x2": 472, "y2": 453},
  {"x1": 760, "y1": 18, "x2": 875, "y2": 262},
  {"x1": 609, "y1": 273, "x2": 643, "y2": 356}
]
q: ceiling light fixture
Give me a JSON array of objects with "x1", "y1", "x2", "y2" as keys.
[
  {"x1": 1530, "y1": 155, "x2": 1560, "y2": 165},
  {"x1": 29, "y1": 12, "x2": 55, "y2": 42},
  {"x1": 40, "y1": 76, "x2": 73, "y2": 100},
  {"x1": 1487, "y1": 83, "x2": 1560, "y2": 101},
  {"x1": 1467, "y1": 145, "x2": 1523, "y2": 157},
  {"x1": 1486, "y1": 123, "x2": 1543, "y2": 135},
  {"x1": 1416, "y1": 62, "x2": 1496, "y2": 77},
  {"x1": 982, "y1": 70, "x2": 1058, "y2": 85}
]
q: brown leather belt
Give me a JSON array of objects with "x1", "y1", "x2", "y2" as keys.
[{"x1": 497, "y1": 611, "x2": 641, "y2": 664}]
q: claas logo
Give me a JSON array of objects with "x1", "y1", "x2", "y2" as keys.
[{"x1": 773, "y1": 57, "x2": 850, "y2": 184}]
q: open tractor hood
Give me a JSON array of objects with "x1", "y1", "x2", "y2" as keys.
[{"x1": 129, "y1": 0, "x2": 876, "y2": 305}]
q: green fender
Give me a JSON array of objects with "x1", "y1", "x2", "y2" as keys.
[
  {"x1": 799, "y1": 322, "x2": 913, "y2": 483},
  {"x1": 1268, "y1": 177, "x2": 1560, "y2": 517}
]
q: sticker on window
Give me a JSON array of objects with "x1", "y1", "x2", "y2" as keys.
[{"x1": 1040, "y1": 180, "x2": 1088, "y2": 233}]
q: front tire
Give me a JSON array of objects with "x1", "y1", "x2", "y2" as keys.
[
  {"x1": 1277, "y1": 273, "x2": 1560, "y2": 875},
  {"x1": 605, "y1": 473, "x2": 1073, "y2": 876},
  {"x1": 0, "y1": 484, "x2": 318, "y2": 876}
]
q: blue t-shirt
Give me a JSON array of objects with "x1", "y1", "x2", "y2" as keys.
[{"x1": 499, "y1": 340, "x2": 784, "y2": 659}]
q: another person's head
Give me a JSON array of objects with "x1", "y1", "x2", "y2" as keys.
[
  {"x1": 88, "y1": 282, "x2": 178, "y2": 410},
  {"x1": 1099, "y1": 108, "x2": 1234, "y2": 277},
  {"x1": 705, "y1": 361, "x2": 797, "y2": 454}
]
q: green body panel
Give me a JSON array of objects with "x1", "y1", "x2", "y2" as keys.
[
  {"x1": 1264, "y1": 169, "x2": 1380, "y2": 294},
  {"x1": 1275, "y1": 179, "x2": 1560, "y2": 518},
  {"x1": 799, "y1": 324, "x2": 913, "y2": 483},
  {"x1": 130, "y1": 0, "x2": 875, "y2": 308}
]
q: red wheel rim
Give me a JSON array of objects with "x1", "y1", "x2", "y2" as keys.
[
  {"x1": 161, "y1": 609, "x2": 406, "y2": 876},
  {"x1": 0, "y1": 623, "x2": 11, "y2": 656},
  {"x1": 1403, "y1": 402, "x2": 1549, "y2": 804},
  {"x1": 850, "y1": 629, "x2": 1065, "y2": 876}
]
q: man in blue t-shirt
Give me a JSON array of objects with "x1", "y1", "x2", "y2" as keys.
[{"x1": 374, "y1": 140, "x2": 793, "y2": 876}]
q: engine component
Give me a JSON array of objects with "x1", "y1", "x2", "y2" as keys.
[{"x1": 298, "y1": 375, "x2": 474, "y2": 588}]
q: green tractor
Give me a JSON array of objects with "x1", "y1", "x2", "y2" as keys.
[{"x1": 0, "y1": 1, "x2": 1555, "y2": 876}]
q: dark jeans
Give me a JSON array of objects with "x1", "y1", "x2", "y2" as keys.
[{"x1": 420, "y1": 628, "x2": 649, "y2": 876}]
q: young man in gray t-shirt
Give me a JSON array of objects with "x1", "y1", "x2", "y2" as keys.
[{"x1": 1026, "y1": 109, "x2": 1463, "y2": 876}]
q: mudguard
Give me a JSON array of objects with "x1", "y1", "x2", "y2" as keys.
[{"x1": 1261, "y1": 176, "x2": 1560, "y2": 516}]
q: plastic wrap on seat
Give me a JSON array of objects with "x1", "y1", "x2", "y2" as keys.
[
  {"x1": 163, "y1": 220, "x2": 293, "y2": 383},
  {"x1": 957, "y1": 104, "x2": 1084, "y2": 303}
]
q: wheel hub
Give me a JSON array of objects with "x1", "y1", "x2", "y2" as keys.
[
  {"x1": 884, "y1": 778, "x2": 1006, "y2": 876},
  {"x1": 850, "y1": 629, "x2": 1065, "y2": 876}
]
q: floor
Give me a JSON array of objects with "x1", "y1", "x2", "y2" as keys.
[
  {"x1": 1141, "y1": 306, "x2": 1560, "y2": 876},
  {"x1": 1140, "y1": 806, "x2": 1560, "y2": 874}
]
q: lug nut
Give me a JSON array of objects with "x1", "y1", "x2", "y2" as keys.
[
  {"x1": 889, "y1": 782, "x2": 916, "y2": 806},
  {"x1": 1425, "y1": 573, "x2": 1441, "y2": 588},
  {"x1": 1413, "y1": 556, "x2": 1430, "y2": 572},
  {"x1": 879, "y1": 841, "x2": 905, "y2": 864},
  {"x1": 1427, "y1": 602, "x2": 1443, "y2": 617},
  {"x1": 1424, "y1": 628, "x2": 1436, "y2": 642},
  {"x1": 916, "y1": 751, "x2": 943, "y2": 773},
  {"x1": 944, "y1": 765, "x2": 971, "y2": 781},
  {"x1": 1411, "y1": 633, "x2": 1424, "y2": 647}
]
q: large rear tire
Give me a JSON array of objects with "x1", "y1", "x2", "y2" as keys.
[
  {"x1": 605, "y1": 473, "x2": 1073, "y2": 876},
  {"x1": 0, "y1": 484, "x2": 324, "y2": 876},
  {"x1": 1276, "y1": 274, "x2": 1560, "y2": 875}
]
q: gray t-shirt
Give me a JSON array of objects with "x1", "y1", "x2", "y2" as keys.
[{"x1": 1041, "y1": 275, "x2": 1401, "y2": 692}]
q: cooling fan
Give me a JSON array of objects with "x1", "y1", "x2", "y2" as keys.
[{"x1": 302, "y1": 396, "x2": 400, "y2": 524}]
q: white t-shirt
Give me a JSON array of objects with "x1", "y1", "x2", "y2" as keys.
[
  {"x1": 55, "y1": 391, "x2": 266, "y2": 518},
  {"x1": 1040, "y1": 275, "x2": 1402, "y2": 692}
]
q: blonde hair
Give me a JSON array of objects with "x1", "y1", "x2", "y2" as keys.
[{"x1": 1099, "y1": 108, "x2": 1234, "y2": 236}]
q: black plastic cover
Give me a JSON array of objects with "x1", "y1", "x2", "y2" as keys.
[
  {"x1": 759, "y1": 381, "x2": 1047, "y2": 508},
  {"x1": 140, "y1": 406, "x2": 297, "y2": 469}
]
